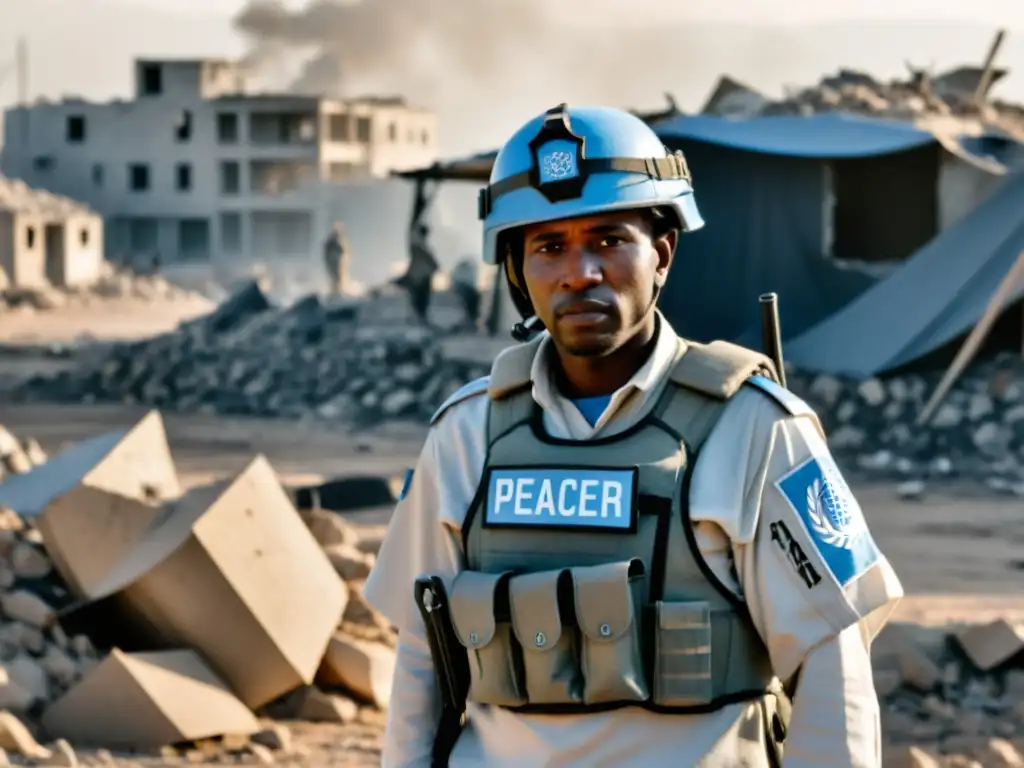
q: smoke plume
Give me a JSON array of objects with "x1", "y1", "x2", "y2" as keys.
[{"x1": 232, "y1": 0, "x2": 799, "y2": 154}]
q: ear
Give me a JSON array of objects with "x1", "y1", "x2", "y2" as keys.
[{"x1": 653, "y1": 230, "x2": 677, "y2": 288}]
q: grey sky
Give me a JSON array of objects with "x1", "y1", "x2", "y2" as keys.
[{"x1": 1, "y1": 0, "x2": 1022, "y2": 154}]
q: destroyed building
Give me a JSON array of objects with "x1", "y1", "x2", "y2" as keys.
[
  {"x1": 0, "y1": 57, "x2": 439, "y2": 270},
  {"x1": 0, "y1": 175, "x2": 104, "y2": 290}
]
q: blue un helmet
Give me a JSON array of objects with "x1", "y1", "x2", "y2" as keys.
[{"x1": 478, "y1": 103, "x2": 704, "y2": 338}]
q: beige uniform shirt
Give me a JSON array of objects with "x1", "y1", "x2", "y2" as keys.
[{"x1": 364, "y1": 318, "x2": 903, "y2": 768}]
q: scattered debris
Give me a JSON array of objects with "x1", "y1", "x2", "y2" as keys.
[
  {"x1": 701, "y1": 63, "x2": 1024, "y2": 140},
  {"x1": 1, "y1": 403, "x2": 1023, "y2": 763},
  {"x1": 787, "y1": 355, "x2": 1024, "y2": 491},
  {"x1": 5, "y1": 282, "x2": 487, "y2": 426},
  {"x1": 0, "y1": 412, "x2": 395, "y2": 764},
  {"x1": 0, "y1": 263, "x2": 207, "y2": 315},
  {"x1": 877, "y1": 619, "x2": 1024, "y2": 766}
]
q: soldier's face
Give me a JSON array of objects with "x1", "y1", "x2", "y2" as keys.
[{"x1": 520, "y1": 210, "x2": 675, "y2": 357}]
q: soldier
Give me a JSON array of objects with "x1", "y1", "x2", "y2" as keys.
[
  {"x1": 449, "y1": 257, "x2": 481, "y2": 331},
  {"x1": 396, "y1": 223, "x2": 439, "y2": 325},
  {"x1": 323, "y1": 222, "x2": 348, "y2": 295},
  {"x1": 363, "y1": 104, "x2": 901, "y2": 767}
]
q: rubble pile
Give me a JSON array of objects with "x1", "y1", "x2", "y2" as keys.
[
  {"x1": 786, "y1": 355, "x2": 1024, "y2": 491},
  {"x1": 0, "y1": 263, "x2": 205, "y2": 314},
  {"x1": 7, "y1": 279, "x2": 1024, "y2": 486},
  {"x1": 0, "y1": 412, "x2": 395, "y2": 765},
  {"x1": 877, "y1": 618, "x2": 1024, "y2": 767},
  {"x1": 5, "y1": 282, "x2": 485, "y2": 426},
  {"x1": 715, "y1": 67, "x2": 1024, "y2": 137}
]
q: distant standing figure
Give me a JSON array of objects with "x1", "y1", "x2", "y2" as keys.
[
  {"x1": 450, "y1": 257, "x2": 481, "y2": 330},
  {"x1": 323, "y1": 222, "x2": 349, "y2": 294},
  {"x1": 397, "y1": 222, "x2": 439, "y2": 325}
]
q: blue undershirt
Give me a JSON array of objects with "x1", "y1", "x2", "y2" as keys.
[{"x1": 572, "y1": 394, "x2": 613, "y2": 427}]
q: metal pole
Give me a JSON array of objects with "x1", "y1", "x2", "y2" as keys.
[{"x1": 759, "y1": 292, "x2": 787, "y2": 388}]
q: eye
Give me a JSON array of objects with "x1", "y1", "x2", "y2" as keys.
[
  {"x1": 599, "y1": 235, "x2": 626, "y2": 247},
  {"x1": 535, "y1": 242, "x2": 564, "y2": 254}
]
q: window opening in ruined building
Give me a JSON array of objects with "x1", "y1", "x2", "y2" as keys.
[
  {"x1": 176, "y1": 163, "x2": 192, "y2": 192},
  {"x1": 141, "y1": 64, "x2": 162, "y2": 95},
  {"x1": 32, "y1": 156, "x2": 55, "y2": 172},
  {"x1": 388, "y1": 122, "x2": 398, "y2": 142},
  {"x1": 249, "y1": 160, "x2": 314, "y2": 194},
  {"x1": 220, "y1": 212, "x2": 242, "y2": 254},
  {"x1": 25, "y1": 227, "x2": 35, "y2": 249},
  {"x1": 220, "y1": 161, "x2": 241, "y2": 195},
  {"x1": 329, "y1": 114, "x2": 350, "y2": 141},
  {"x1": 825, "y1": 144, "x2": 940, "y2": 264},
  {"x1": 175, "y1": 110, "x2": 193, "y2": 142},
  {"x1": 217, "y1": 113, "x2": 239, "y2": 143},
  {"x1": 129, "y1": 163, "x2": 150, "y2": 192},
  {"x1": 250, "y1": 112, "x2": 317, "y2": 145},
  {"x1": 421, "y1": 129, "x2": 430, "y2": 145},
  {"x1": 80, "y1": 228, "x2": 90, "y2": 246},
  {"x1": 91, "y1": 164, "x2": 104, "y2": 187},
  {"x1": 66, "y1": 115, "x2": 86, "y2": 143},
  {"x1": 297, "y1": 116, "x2": 316, "y2": 142},
  {"x1": 178, "y1": 218, "x2": 211, "y2": 261},
  {"x1": 356, "y1": 117, "x2": 371, "y2": 142}
]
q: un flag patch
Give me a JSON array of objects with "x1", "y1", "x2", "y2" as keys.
[
  {"x1": 484, "y1": 467, "x2": 637, "y2": 532},
  {"x1": 775, "y1": 456, "x2": 880, "y2": 588}
]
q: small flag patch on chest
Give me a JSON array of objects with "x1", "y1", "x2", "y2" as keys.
[{"x1": 484, "y1": 467, "x2": 638, "y2": 531}]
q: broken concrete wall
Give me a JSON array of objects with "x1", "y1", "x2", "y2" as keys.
[
  {"x1": 937, "y1": 154, "x2": 1007, "y2": 232},
  {"x1": 59, "y1": 454, "x2": 348, "y2": 709}
]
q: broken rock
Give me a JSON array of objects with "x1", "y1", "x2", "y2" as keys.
[
  {"x1": 42, "y1": 648, "x2": 259, "y2": 750},
  {"x1": 0, "y1": 411, "x2": 179, "y2": 599},
  {"x1": 956, "y1": 620, "x2": 1024, "y2": 671},
  {"x1": 324, "y1": 544, "x2": 375, "y2": 582},
  {"x1": 1, "y1": 590, "x2": 54, "y2": 629},
  {"x1": 59, "y1": 455, "x2": 348, "y2": 709},
  {"x1": 292, "y1": 686, "x2": 359, "y2": 724},
  {"x1": 317, "y1": 632, "x2": 396, "y2": 709},
  {"x1": 0, "y1": 710, "x2": 50, "y2": 760}
]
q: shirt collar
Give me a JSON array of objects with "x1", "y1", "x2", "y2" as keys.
[{"x1": 530, "y1": 310, "x2": 683, "y2": 419}]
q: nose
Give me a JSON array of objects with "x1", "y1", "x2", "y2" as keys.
[{"x1": 559, "y1": 244, "x2": 603, "y2": 292}]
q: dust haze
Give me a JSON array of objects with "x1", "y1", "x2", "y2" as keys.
[{"x1": 233, "y1": 0, "x2": 810, "y2": 153}]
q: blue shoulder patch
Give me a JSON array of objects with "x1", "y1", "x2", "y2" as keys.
[
  {"x1": 430, "y1": 376, "x2": 491, "y2": 425},
  {"x1": 745, "y1": 375, "x2": 816, "y2": 420},
  {"x1": 775, "y1": 453, "x2": 881, "y2": 588},
  {"x1": 398, "y1": 468, "x2": 414, "y2": 501}
]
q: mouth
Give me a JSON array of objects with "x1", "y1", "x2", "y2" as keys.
[{"x1": 556, "y1": 299, "x2": 613, "y2": 320}]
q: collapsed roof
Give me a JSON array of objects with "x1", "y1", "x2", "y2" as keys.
[{"x1": 0, "y1": 175, "x2": 96, "y2": 218}]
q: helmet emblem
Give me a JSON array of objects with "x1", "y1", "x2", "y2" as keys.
[{"x1": 539, "y1": 147, "x2": 577, "y2": 183}]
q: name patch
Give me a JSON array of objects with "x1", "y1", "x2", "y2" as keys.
[{"x1": 484, "y1": 467, "x2": 637, "y2": 531}]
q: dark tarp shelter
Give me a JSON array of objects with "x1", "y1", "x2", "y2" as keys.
[
  {"x1": 395, "y1": 113, "x2": 1013, "y2": 344},
  {"x1": 653, "y1": 114, "x2": 1007, "y2": 343},
  {"x1": 783, "y1": 169, "x2": 1024, "y2": 378}
]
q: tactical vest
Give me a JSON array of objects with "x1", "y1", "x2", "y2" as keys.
[{"x1": 440, "y1": 333, "x2": 792, "y2": 753}]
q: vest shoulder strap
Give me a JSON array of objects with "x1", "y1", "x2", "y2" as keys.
[
  {"x1": 487, "y1": 335, "x2": 545, "y2": 400},
  {"x1": 669, "y1": 340, "x2": 777, "y2": 400},
  {"x1": 430, "y1": 376, "x2": 491, "y2": 426},
  {"x1": 655, "y1": 339, "x2": 777, "y2": 452},
  {"x1": 486, "y1": 335, "x2": 545, "y2": 444}
]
